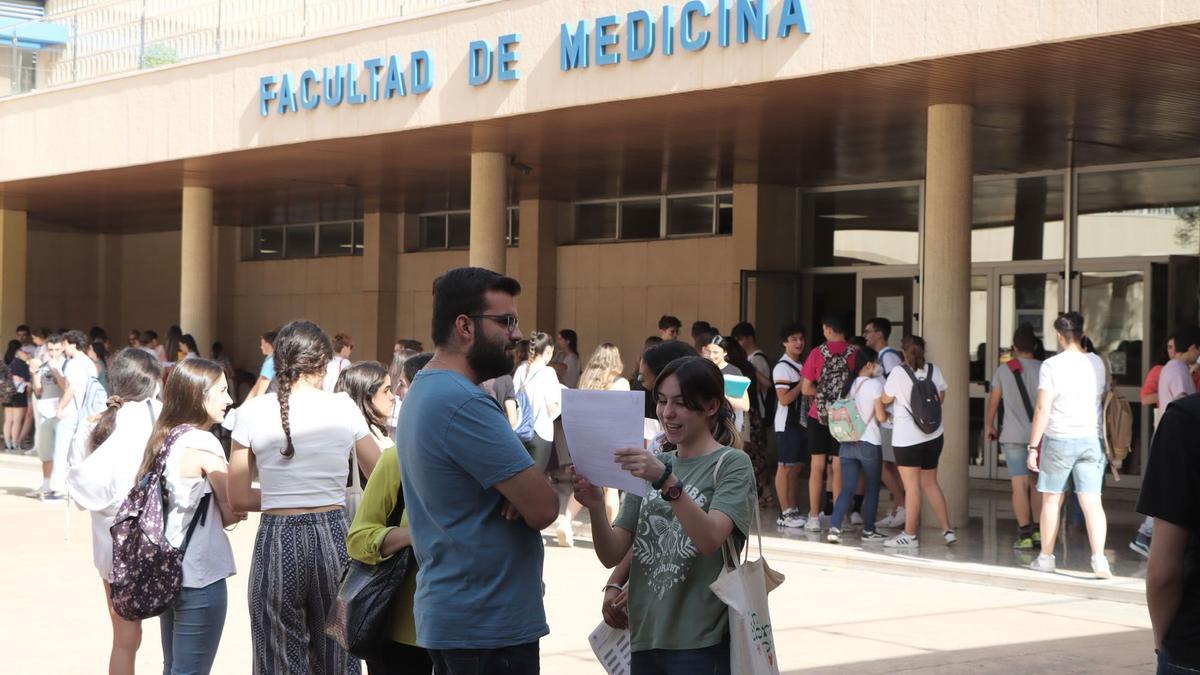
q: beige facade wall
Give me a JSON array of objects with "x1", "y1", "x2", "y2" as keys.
[
  {"x1": 4, "y1": 0, "x2": 1199, "y2": 183},
  {"x1": 556, "y1": 237, "x2": 740, "y2": 372}
]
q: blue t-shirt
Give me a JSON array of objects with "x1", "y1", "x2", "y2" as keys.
[
  {"x1": 259, "y1": 354, "x2": 275, "y2": 381},
  {"x1": 398, "y1": 368, "x2": 547, "y2": 650}
]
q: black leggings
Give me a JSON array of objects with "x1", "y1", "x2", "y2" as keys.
[
  {"x1": 367, "y1": 641, "x2": 432, "y2": 675},
  {"x1": 524, "y1": 436, "x2": 554, "y2": 472}
]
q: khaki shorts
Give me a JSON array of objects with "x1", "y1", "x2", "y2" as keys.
[{"x1": 35, "y1": 415, "x2": 56, "y2": 461}]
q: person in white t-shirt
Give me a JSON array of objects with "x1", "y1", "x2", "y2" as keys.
[
  {"x1": 880, "y1": 336, "x2": 954, "y2": 549},
  {"x1": 772, "y1": 323, "x2": 809, "y2": 529},
  {"x1": 323, "y1": 332, "x2": 354, "y2": 393},
  {"x1": 828, "y1": 348, "x2": 889, "y2": 543},
  {"x1": 148, "y1": 358, "x2": 243, "y2": 674},
  {"x1": 65, "y1": 348, "x2": 162, "y2": 675},
  {"x1": 1026, "y1": 312, "x2": 1112, "y2": 579},
  {"x1": 864, "y1": 316, "x2": 907, "y2": 528},
  {"x1": 513, "y1": 332, "x2": 563, "y2": 472},
  {"x1": 49, "y1": 330, "x2": 98, "y2": 495},
  {"x1": 229, "y1": 321, "x2": 380, "y2": 674}
]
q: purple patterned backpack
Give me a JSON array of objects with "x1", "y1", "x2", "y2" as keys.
[{"x1": 109, "y1": 424, "x2": 210, "y2": 620}]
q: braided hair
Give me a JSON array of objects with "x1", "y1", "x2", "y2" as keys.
[{"x1": 272, "y1": 320, "x2": 333, "y2": 458}]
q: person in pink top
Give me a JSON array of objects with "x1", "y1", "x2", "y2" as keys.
[{"x1": 798, "y1": 314, "x2": 856, "y2": 532}]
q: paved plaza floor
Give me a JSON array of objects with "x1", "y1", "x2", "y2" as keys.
[{"x1": 0, "y1": 455, "x2": 1154, "y2": 674}]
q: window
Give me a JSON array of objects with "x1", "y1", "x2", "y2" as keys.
[
  {"x1": 1077, "y1": 164, "x2": 1200, "y2": 259},
  {"x1": 447, "y1": 213, "x2": 471, "y2": 249},
  {"x1": 420, "y1": 214, "x2": 448, "y2": 249},
  {"x1": 972, "y1": 175, "x2": 1065, "y2": 262},
  {"x1": 253, "y1": 228, "x2": 284, "y2": 259},
  {"x1": 247, "y1": 196, "x2": 364, "y2": 260},
  {"x1": 803, "y1": 185, "x2": 920, "y2": 266},
  {"x1": 285, "y1": 225, "x2": 316, "y2": 258},
  {"x1": 317, "y1": 222, "x2": 354, "y2": 256},
  {"x1": 416, "y1": 208, "x2": 521, "y2": 250},
  {"x1": 573, "y1": 191, "x2": 731, "y2": 243}
]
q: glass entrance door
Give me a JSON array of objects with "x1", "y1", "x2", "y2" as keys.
[
  {"x1": 970, "y1": 266, "x2": 1065, "y2": 479},
  {"x1": 857, "y1": 273, "x2": 918, "y2": 347}
]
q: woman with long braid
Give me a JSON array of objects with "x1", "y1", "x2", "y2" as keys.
[{"x1": 229, "y1": 320, "x2": 381, "y2": 674}]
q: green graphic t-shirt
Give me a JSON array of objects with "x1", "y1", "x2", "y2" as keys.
[{"x1": 613, "y1": 446, "x2": 756, "y2": 652}]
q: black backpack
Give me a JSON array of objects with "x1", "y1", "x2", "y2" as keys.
[{"x1": 902, "y1": 364, "x2": 942, "y2": 434}]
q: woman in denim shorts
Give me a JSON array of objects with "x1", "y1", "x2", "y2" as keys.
[{"x1": 1026, "y1": 312, "x2": 1112, "y2": 579}]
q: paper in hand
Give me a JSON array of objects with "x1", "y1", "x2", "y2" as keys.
[
  {"x1": 588, "y1": 621, "x2": 631, "y2": 675},
  {"x1": 561, "y1": 389, "x2": 647, "y2": 497}
]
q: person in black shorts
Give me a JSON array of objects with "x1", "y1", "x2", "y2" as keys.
[
  {"x1": 799, "y1": 315, "x2": 855, "y2": 532},
  {"x1": 773, "y1": 323, "x2": 809, "y2": 529},
  {"x1": 3, "y1": 340, "x2": 30, "y2": 451}
]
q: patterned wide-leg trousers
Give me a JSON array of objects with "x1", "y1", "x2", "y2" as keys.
[{"x1": 249, "y1": 510, "x2": 360, "y2": 675}]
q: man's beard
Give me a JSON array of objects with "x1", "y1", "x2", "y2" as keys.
[{"x1": 467, "y1": 335, "x2": 514, "y2": 382}]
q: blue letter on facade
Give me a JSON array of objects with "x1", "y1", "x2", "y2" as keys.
[
  {"x1": 299, "y1": 69, "x2": 320, "y2": 110},
  {"x1": 498, "y1": 33, "x2": 520, "y2": 81},
  {"x1": 737, "y1": 0, "x2": 769, "y2": 42},
  {"x1": 384, "y1": 55, "x2": 407, "y2": 98},
  {"x1": 681, "y1": 0, "x2": 711, "y2": 52},
  {"x1": 718, "y1": 0, "x2": 731, "y2": 47},
  {"x1": 560, "y1": 21, "x2": 590, "y2": 70},
  {"x1": 627, "y1": 10, "x2": 656, "y2": 61},
  {"x1": 469, "y1": 40, "x2": 494, "y2": 86},
  {"x1": 662, "y1": 4, "x2": 676, "y2": 56},
  {"x1": 347, "y1": 62, "x2": 368, "y2": 104},
  {"x1": 777, "y1": 0, "x2": 810, "y2": 38},
  {"x1": 595, "y1": 15, "x2": 620, "y2": 66},
  {"x1": 411, "y1": 51, "x2": 433, "y2": 94},
  {"x1": 258, "y1": 75, "x2": 277, "y2": 117},
  {"x1": 323, "y1": 65, "x2": 345, "y2": 106},
  {"x1": 277, "y1": 73, "x2": 298, "y2": 114},
  {"x1": 363, "y1": 58, "x2": 384, "y2": 100}
]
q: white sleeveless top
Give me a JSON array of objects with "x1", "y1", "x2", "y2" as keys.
[{"x1": 164, "y1": 428, "x2": 236, "y2": 589}]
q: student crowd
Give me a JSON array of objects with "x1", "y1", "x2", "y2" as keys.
[{"x1": 1, "y1": 266, "x2": 1196, "y2": 675}]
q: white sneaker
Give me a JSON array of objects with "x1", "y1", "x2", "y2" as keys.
[
  {"x1": 1030, "y1": 553, "x2": 1056, "y2": 573},
  {"x1": 850, "y1": 512, "x2": 864, "y2": 526},
  {"x1": 554, "y1": 517, "x2": 574, "y2": 548},
  {"x1": 875, "y1": 510, "x2": 896, "y2": 529},
  {"x1": 827, "y1": 528, "x2": 841, "y2": 544},
  {"x1": 804, "y1": 515, "x2": 823, "y2": 532},
  {"x1": 780, "y1": 513, "x2": 807, "y2": 529},
  {"x1": 889, "y1": 507, "x2": 906, "y2": 528},
  {"x1": 884, "y1": 532, "x2": 918, "y2": 548},
  {"x1": 776, "y1": 509, "x2": 799, "y2": 527},
  {"x1": 1091, "y1": 555, "x2": 1112, "y2": 580},
  {"x1": 944, "y1": 530, "x2": 958, "y2": 545}
]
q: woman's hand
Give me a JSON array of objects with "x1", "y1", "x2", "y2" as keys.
[
  {"x1": 602, "y1": 587, "x2": 629, "y2": 629},
  {"x1": 614, "y1": 447, "x2": 666, "y2": 483},
  {"x1": 571, "y1": 468, "x2": 606, "y2": 511},
  {"x1": 1027, "y1": 447, "x2": 1039, "y2": 473}
]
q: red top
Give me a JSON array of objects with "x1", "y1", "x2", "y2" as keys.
[
  {"x1": 801, "y1": 341, "x2": 850, "y2": 419},
  {"x1": 1141, "y1": 364, "x2": 1163, "y2": 399}
]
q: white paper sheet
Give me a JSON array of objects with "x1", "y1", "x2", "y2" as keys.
[
  {"x1": 588, "y1": 621, "x2": 631, "y2": 675},
  {"x1": 561, "y1": 389, "x2": 647, "y2": 497}
]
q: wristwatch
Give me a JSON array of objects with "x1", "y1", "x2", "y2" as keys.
[
  {"x1": 660, "y1": 483, "x2": 684, "y2": 502},
  {"x1": 651, "y1": 458, "x2": 674, "y2": 490}
]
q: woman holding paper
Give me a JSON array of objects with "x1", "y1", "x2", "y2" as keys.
[{"x1": 575, "y1": 356, "x2": 756, "y2": 674}]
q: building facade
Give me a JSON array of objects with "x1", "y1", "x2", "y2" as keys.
[{"x1": 3, "y1": 0, "x2": 1200, "y2": 522}]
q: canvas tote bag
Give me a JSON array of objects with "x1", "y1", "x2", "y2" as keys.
[{"x1": 708, "y1": 452, "x2": 785, "y2": 675}]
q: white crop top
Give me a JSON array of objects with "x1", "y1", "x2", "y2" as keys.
[
  {"x1": 164, "y1": 428, "x2": 236, "y2": 589},
  {"x1": 232, "y1": 390, "x2": 369, "y2": 510}
]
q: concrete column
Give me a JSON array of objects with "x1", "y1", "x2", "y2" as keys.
[
  {"x1": 0, "y1": 208, "x2": 27, "y2": 336},
  {"x1": 179, "y1": 185, "x2": 215, "y2": 356},
  {"x1": 363, "y1": 211, "x2": 400, "y2": 362},
  {"x1": 469, "y1": 151, "x2": 507, "y2": 273},
  {"x1": 732, "y1": 184, "x2": 801, "y2": 353},
  {"x1": 517, "y1": 199, "x2": 565, "y2": 333},
  {"x1": 923, "y1": 103, "x2": 973, "y2": 529}
]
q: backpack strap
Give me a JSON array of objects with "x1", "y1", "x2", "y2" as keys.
[
  {"x1": 180, "y1": 492, "x2": 211, "y2": 552},
  {"x1": 1006, "y1": 360, "x2": 1035, "y2": 421}
]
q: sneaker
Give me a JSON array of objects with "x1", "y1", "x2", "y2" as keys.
[
  {"x1": 776, "y1": 509, "x2": 799, "y2": 527},
  {"x1": 860, "y1": 530, "x2": 887, "y2": 542},
  {"x1": 1092, "y1": 555, "x2": 1113, "y2": 580},
  {"x1": 25, "y1": 488, "x2": 49, "y2": 500},
  {"x1": 554, "y1": 518, "x2": 574, "y2": 548},
  {"x1": 850, "y1": 512, "x2": 864, "y2": 526},
  {"x1": 875, "y1": 510, "x2": 896, "y2": 529},
  {"x1": 884, "y1": 532, "x2": 919, "y2": 549},
  {"x1": 827, "y1": 528, "x2": 841, "y2": 544},
  {"x1": 1128, "y1": 533, "x2": 1151, "y2": 559},
  {"x1": 1013, "y1": 536, "x2": 1034, "y2": 550},
  {"x1": 42, "y1": 492, "x2": 65, "y2": 501},
  {"x1": 943, "y1": 530, "x2": 958, "y2": 545},
  {"x1": 1031, "y1": 529, "x2": 1041, "y2": 545},
  {"x1": 780, "y1": 513, "x2": 808, "y2": 529},
  {"x1": 804, "y1": 515, "x2": 823, "y2": 532},
  {"x1": 1029, "y1": 553, "x2": 1056, "y2": 573},
  {"x1": 884, "y1": 506, "x2": 907, "y2": 529}
]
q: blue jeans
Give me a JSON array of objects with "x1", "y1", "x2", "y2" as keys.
[
  {"x1": 430, "y1": 641, "x2": 539, "y2": 674},
  {"x1": 159, "y1": 579, "x2": 228, "y2": 675},
  {"x1": 1159, "y1": 649, "x2": 1200, "y2": 674},
  {"x1": 1037, "y1": 435, "x2": 1105, "y2": 494},
  {"x1": 631, "y1": 638, "x2": 730, "y2": 675},
  {"x1": 830, "y1": 441, "x2": 882, "y2": 533}
]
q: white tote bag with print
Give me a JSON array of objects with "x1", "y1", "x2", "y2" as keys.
[{"x1": 708, "y1": 497, "x2": 785, "y2": 675}]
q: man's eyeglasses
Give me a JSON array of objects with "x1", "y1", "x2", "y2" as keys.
[{"x1": 470, "y1": 314, "x2": 520, "y2": 333}]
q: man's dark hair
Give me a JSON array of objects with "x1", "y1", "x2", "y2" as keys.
[
  {"x1": 730, "y1": 322, "x2": 756, "y2": 340},
  {"x1": 690, "y1": 321, "x2": 712, "y2": 339},
  {"x1": 822, "y1": 314, "x2": 848, "y2": 337},
  {"x1": 88, "y1": 326, "x2": 107, "y2": 342},
  {"x1": 140, "y1": 329, "x2": 159, "y2": 344},
  {"x1": 403, "y1": 352, "x2": 434, "y2": 385},
  {"x1": 47, "y1": 332, "x2": 64, "y2": 344},
  {"x1": 262, "y1": 330, "x2": 278, "y2": 345},
  {"x1": 15, "y1": 324, "x2": 29, "y2": 334},
  {"x1": 1172, "y1": 325, "x2": 1200, "y2": 353},
  {"x1": 64, "y1": 330, "x2": 89, "y2": 350},
  {"x1": 658, "y1": 315, "x2": 682, "y2": 331},
  {"x1": 1012, "y1": 324, "x2": 1038, "y2": 355},
  {"x1": 431, "y1": 267, "x2": 522, "y2": 347},
  {"x1": 865, "y1": 317, "x2": 892, "y2": 341},
  {"x1": 643, "y1": 340, "x2": 699, "y2": 376},
  {"x1": 644, "y1": 335, "x2": 664, "y2": 349},
  {"x1": 779, "y1": 322, "x2": 805, "y2": 342}
]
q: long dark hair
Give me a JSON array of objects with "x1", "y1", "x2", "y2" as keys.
[
  {"x1": 336, "y1": 361, "x2": 389, "y2": 432},
  {"x1": 558, "y1": 329, "x2": 578, "y2": 355},
  {"x1": 653, "y1": 356, "x2": 742, "y2": 451},
  {"x1": 527, "y1": 332, "x2": 553, "y2": 363},
  {"x1": 164, "y1": 325, "x2": 182, "y2": 362},
  {"x1": 91, "y1": 348, "x2": 162, "y2": 451},
  {"x1": 180, "y1": 334, "x2": 200, "y2": 357},
  {"x1": 273, "y1": 320, "x2": 333, "y2": 458},
  {"x1": 3, "y1": 340, "x2": 18, "y2": 364},
  {"x1": 137, "y1": 358, "x2": 224, "y2": 477}
]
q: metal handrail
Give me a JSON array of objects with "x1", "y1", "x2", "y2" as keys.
[{"x1": 2, "y1": 0, "x2": 478, "y2": 97}]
